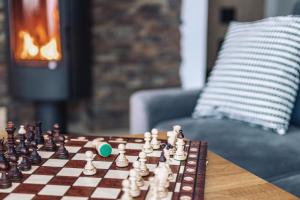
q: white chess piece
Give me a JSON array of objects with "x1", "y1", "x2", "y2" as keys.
[
  {"x1": 133, "y1": 160, "x2": 144, "y2": 187},
  {"x1": 167, "y1": 131, "x2": 176, "y2": 156},
  {"x1": 139, "y1": 151, "x2": 149, "y2": 176},
  {"x1": 147, "y1": 177, "x2": 160, "y2": 200},
  {"x1": 143, "y1": 132, "x2": 153, "y2": 153},
  {"x1": 173, "y1": 125, "x2": 181, "y2": 136},
  {"x1": 129, "y1": 169, "x2": 141, "y2": 197},
  {"x1": 154, "y1": 167, "x2": 169, "y2": 198},
  {"x1": 150, "y1": 128, "x2": 160, "y2": 150},
  {"x1": 83, "y1": 151, "x2": 97, "y2": 175},
  {"x1": 174, "y1": 137, "x2": 187, "y2": 161},
  {"x1": 116, "y1": 144, "x2": 129, "y2": 167},
  {"x1": 163, "y1": 147, "x2": 173, "y2": 181},
  {"x1": 121, "y1": 179, "x2": 133, "y2": 200}
]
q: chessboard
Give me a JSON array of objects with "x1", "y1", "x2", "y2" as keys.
[{"x1": 0, "y1": 124, "x2": 208, "y2": 200}]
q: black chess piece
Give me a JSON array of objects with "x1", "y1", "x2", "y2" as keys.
[
  {"x1": 8, "y1": 153, "x2": 22, "y2": 181},
  {"x1": 56, "y1": 135, "x2": 68, "y2": 159},
  {"x1": 53, "y1": 123, "x2": 61, "y2": 142},
  {"x1": 44, "y1": 130, "x2": 57, "y2": 151},
  {"x1": 0, "y1": 139, "x2": 9, "y2": 170},
  {"x1": 16, "y1": 125, "x2": 29, "y2": 156},
  {"x1": 0, "y1": 162, "x2": 11, "y2": 189},
  {"x1": 29, "y1": 139, "x2": 41, "y2": 165},
  {"x1": 159, "y1": 151, "x2": 166, "y2": 162},
  {"x1": 19, "y1": 155, "x2": 31, "y2": 171},
  {"x1": 6, "y1": 121, "x2": 18, "y2": 160},
  {"x1": 178, "y1": 130, "x2": 184, "y2": 139},
  {"x1": 26, "y1": 125, "x2": 35, "y2": 146},
  {"x1": 34, "y1": 122, "x2": 44, "y2": 145}
]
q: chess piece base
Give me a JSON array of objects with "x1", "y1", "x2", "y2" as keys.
[
  {"x1": 130, "y1": 190, "x2": 141, "y2": 198},
  {"x1": 174, "y1": 153, "x2": 187, "y2": 161},
  {"x1": 143, "y1": 148, "x2": 153, "y2": 154},
  {"x1": 0, "y1": 179, "x2": 11, "y2": 189},
  {"x1": 152, "y1": 144, "x2": 160, "y2": 150},
  {"x1": 8, "y1": 170, "x2": 22, "y2": 181},
  {"x1": 83, "y1": 168, "x2": 96, "y2": 175},
  {"x1": 116, "y1": 160, "x2": 129, "y2": 168}
]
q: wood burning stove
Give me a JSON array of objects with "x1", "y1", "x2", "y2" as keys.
[{"x1": 4, "y1": 0, "x2": 91, "y2": 131}]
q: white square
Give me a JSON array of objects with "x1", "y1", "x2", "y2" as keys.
[
  {"x1": 71, "y1": 153, "x2": 86, "y2": 160},
  {"x1": 93, "y1": 161, "x2": 112, "y2": 169},
  {"x1": 43, "y1": 159, "x2": 68, "y2": 167},
  {"x1": 57, "y1": 168, "x2": 83, "y2": 177},
  {"x1": 38, "y1": 185, "x2": 70, "y2": 196},
  {"x1": 22, "y1": 165, "x2": 39, "y2": 174},
  {"x1": 146, "y1": 164, "x2": 158, "y2": 172},
  {"x1": 4, "y1": 193, "x2": 35, "y2": 200},
  {"x1": 179, "y1": 166, "x2": 185, "y2": 174},
  {"x1": 91, "y1": 187, "x2": 120, "y2": 199},
  {"x1": 61, "y1": 197, "x2": 88, "y2": 200},
  {"x1": 111, "y1": 148, "x2": 118, "y2": 155},
  {"x1": 170, "y1": 174, "x2": 177, "y2": 182},
  {"x1": 126, "y1": 155, "x2": 138, "y2": 163},
  {"x1": 24, "y1": 175, "x2": 54, "y2": 185},
  {"x1": 147, "y1": 150, "x2": 162, "y2": 157},
  {"x1": 38, "y1": 151, "x2": 55, "y2": 159},
  {"x1": 175, "y1": 183, "x2": 181, "y2": 192},
  {"x1": 125, "y1": 143, "x2": 144, "y2": 150},
  {"x1": 73, "y1": 177, "x2": 102, "y2": 187},
  {"x1": 104, "y1": 170, "x2": 129, "y2": 179},
  {"x1": 0, "y1": 183, "x2": 19, "y2": 193},
  {"x1": 83, "y1": 141, "x2": 93, "y2": 148},
  {"x1": 65, "y1": 146, "x2": 81, "y2": 153}
]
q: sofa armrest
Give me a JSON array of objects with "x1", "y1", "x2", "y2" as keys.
[{"x1": 130, "y1": 88, "x2": 201, "y2": 133}]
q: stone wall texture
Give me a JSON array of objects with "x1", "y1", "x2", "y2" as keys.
[{"x1": 0, "y1": 0, "x2": 181, "y2": 133}]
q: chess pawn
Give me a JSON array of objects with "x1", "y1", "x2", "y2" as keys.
[
  {"x1": 34, "y1": 122, "x2": 44, "y2": 145},
  {"x1": 8, "y1": 154, "x2": 22, "y2": 181},
  {"x1": 129, "y1": 169, "x2": 141, "y2": 197},
  {"x1": 150, "y1": 129, "x2": 160, "y2": 150},
  {"x1": 19, "y1": 155, "x2": 31, "y2": 171},
  {"x1": 138, "y1": 151, "x2": 149, "y2": 176},
  {"x1": 29, "y1": 139, "x2": 42, "y2": 165},
  {"x1": 16, "y1": 125, "x2": 29, "y2": 155},
  {"x1": 143, "y1": 132, "x2": 153, "y2": 154},
  {"x1": 0, "y1": 162, "x2": 11, "y2": 189},
  {"x1": 174, "y1": 136, "x2": 187, "y2": 161},
  {"x1": 83, "y1": 151, "x2": 96, "y2": 175},
  {"x1": 154, "y1": 167, "x2": 169, "y2": 198},
  {"x1": 116, "y1": 144, "x2": 129, "y2": 168},
  {"x1": 121, "y1": 179, "x2": 133, "y2": 200},
  {"x1": 173, "y1": 125, "x2": 181, "y2": 136},
  {"x1": 44, "y1": 130, "x2": 57, "y2": 151},
  {"x1": 163, "y1": 147, "x2": 173, "y2": 181},
  {"x1": 167, "y1": 131, "x2": 176, "y2": 156},
  {"x1": 133, "y1": 161, "x2": 144, "y2": 187},
  {"x1": 57, "y1": 135, "x2": 69, "y2": 159},
  {"x1": 0, "y1": 139, "x2": 9, "y2": 170},
  {"x1": 147, "y1": 177, "x2": 159, "y2": 200}
]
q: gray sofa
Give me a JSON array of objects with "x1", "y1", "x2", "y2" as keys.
[{"x1": 130, "y1": 88, "x2": 300, "y2": 197}]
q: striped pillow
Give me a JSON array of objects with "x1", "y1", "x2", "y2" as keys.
[{"x1": 193, "y1": 16, "x2": 300, "y2": 135}]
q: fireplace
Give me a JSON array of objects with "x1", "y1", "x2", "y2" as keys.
[{"x1": 4, "y1": 0, "x2": 91, "y2": 131}]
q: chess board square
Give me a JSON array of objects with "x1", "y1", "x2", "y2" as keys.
[
  {"x1": 91, "y1": 187, "x2": 120, "y2": 199},
  {"x1": 83, "y1": 141, "x2": 93, "y2": 148},
  {"x1": 147, "y1": 150, "x2": 162, "y2": 157},
  {"x1": 38, "y1": 151, "x2": 55, "y2": 159},
  {"x1": 179, "y1": 166, "x2": 185, "y2": 174},
  {"x1": 13, "y1": 184, "x2": 44, "y2": 194},
  {"x1": 65, "y1": 146, "x2": 81, "y2": 153},
  {"x1": 65, "y1": 160, "x2": 86, "y2": 168},
  {"x1": 175, "y1": 183, "x2": 181, "y2": 192},
  {"x1": 127, "y1": 155, "x2": 138, "y2": 163},
  {"x1": 61, "y1": 197, "x2": 88, "y2": 200},
  {"x1": 71, "y1": 153, "x2": 86, "y2": 160},
  {"x1": 73, "y1": 177, "x2": 101, "y2": 187},
  {"x1": 169, "y1": 159, "x2": 181, "y2": 166},
  {"x1": 34, "y1": 167, "x2": 61, "y2": 175},
  {"x1": 57, "y1": 168, "x2": 83, "y2": 177},
  {"x1": 38, "y1": 185, "x2": 70, "y2": 196},
  {"x1": 111, "y1": 148, "x2": 118, "y2": 155},
  {"x1": 93, "y1": 161, "x2": 112, "y2": 169},
  {"x1": 125, "y1": 142, "x2": 144, "y2": 150},
  {"x1": 65, "y1": 186, "x2": 94, "y2": 197},
  {"x1": 98, "y1": 178, "x2": 122, "y2": 188},
  {"x1": 104, "y1": 170, "x2": 129, "y2": 179},
  {"x1": 0, "y1": 183, "x2": 20, "y2": 193},
  {"x1": 4, "y1": 193, "x2": 35, "y2": 200},
  {"x1": 48, "y1": 176, "x2": 77, "y2": 185},
  {"x1": 43, "y1": 159, "x2": 68, "y2": 167},
  {"x1": 24, "y1": 175, "x2": 54, "y2": 185},
  {"x1": 22, "y1": 165, "x2": 39, "y2": 174}
]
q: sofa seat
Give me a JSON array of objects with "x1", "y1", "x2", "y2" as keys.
[{"x1": 156, "y1": 117, "x2": 300, "y2": 196}]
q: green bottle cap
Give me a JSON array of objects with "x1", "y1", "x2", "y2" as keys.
[{"x1": 97, "y1": 142, "x2": 112, "y2": 157}]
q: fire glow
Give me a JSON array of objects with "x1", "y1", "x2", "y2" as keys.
[{"x1": 18, "y1": 31, "x2": 61, "y2": 61}]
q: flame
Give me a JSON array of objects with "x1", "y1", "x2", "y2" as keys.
[
  {"x1": 18, "y1": 31, "x2": 61, "y2": 61},
  {"x1": 40, "y1": 38, "x2": 60, "y2": 60},
  {"x1": 19, "y1": 31, "x2": 39, "y2": 59}
]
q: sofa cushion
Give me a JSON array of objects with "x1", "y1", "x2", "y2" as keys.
[
  {"x1": 193, "y1": 16, "x2": 300, "y2": 135},
  {"x1": 156, "y1": 118, "x2": 300, "y2": 180}
]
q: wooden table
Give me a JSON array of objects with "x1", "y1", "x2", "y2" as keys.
[{"x1": 128, "y1": 133, "x2": 299, "y2": 200}]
